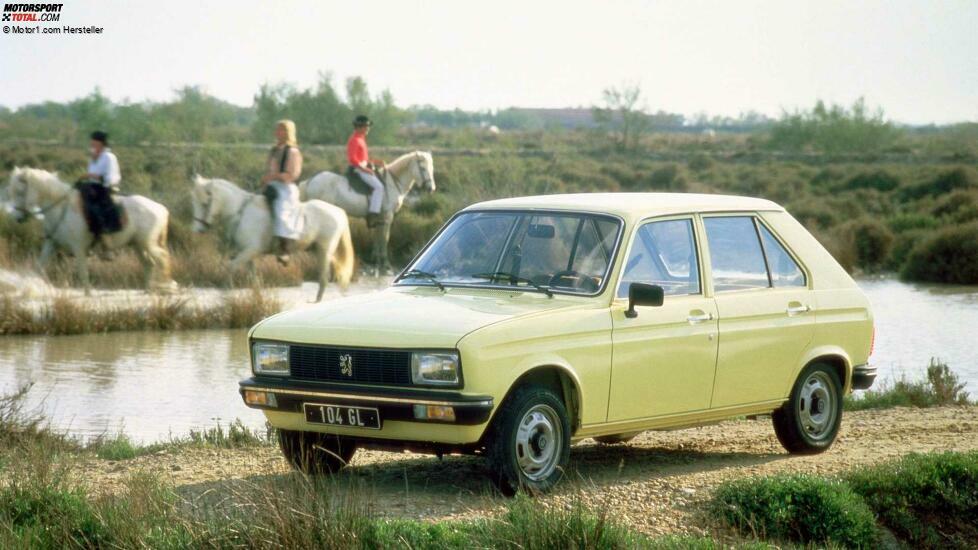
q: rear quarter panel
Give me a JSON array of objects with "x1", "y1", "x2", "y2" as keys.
[{"x1": 761, "y1": 210, "x2": 874, "y2": 393}]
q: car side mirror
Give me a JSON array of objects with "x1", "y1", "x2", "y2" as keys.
[{"x1": 625, "y1": 283, "x2": 664, "y2": 318}]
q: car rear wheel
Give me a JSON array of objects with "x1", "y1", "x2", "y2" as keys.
[
  {"x1": 278, "y1": 430, "x2": 357, "y2": 474},
  {"x1": 773, "y1": 363, "x2": 843, "y2": 454},
  {"x1": 487, "y1": 384, "x2": 570, "y2": 495}
]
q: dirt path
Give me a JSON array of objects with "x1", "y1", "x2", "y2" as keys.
[{"x1": 75, "y1": 405, "x2": 978, "y2": 537}]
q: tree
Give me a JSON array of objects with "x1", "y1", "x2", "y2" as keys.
[{"x1": 592, "y1": 83, "x2": 650, "y2": 151}]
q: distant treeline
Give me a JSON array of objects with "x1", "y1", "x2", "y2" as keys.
[{"x1": 2, "y1": 74, "x2": 977, "y2": 157}]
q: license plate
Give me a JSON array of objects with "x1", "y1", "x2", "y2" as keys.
[{"x1": 303, "y1": 403, "x2": 381, "y2": 429}]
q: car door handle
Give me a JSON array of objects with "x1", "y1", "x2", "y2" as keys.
[
  {"x1": 786, "y1": 304, "x2": 811, "y2": 316},
  {"x1": 687, "y1": 312, "x2": 714, "y2": 324}
]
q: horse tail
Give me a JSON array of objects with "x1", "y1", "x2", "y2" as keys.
[{"x1": 333, "y1": 222, "x2": 355, "y2": 289}]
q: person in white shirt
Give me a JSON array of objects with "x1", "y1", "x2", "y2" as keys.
[
  {"x1": 78, "y1": 131, "x2": 124, "y2": 254},
  {"x1": 84, "y1": 131, "x2": 121, "y2": 187}
]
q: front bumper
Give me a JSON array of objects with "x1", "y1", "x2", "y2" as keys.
[
  {"x1": 851, "y1": 364, "x2": 877, "y2": 390},
  {"x1": 238, "y1": 377, "x2": 494, "y2": 426}
]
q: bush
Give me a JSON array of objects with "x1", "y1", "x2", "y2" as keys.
[
  {"x1": 844, "y1": 169, "x2": 901, "y2": 192},
  {"x1": 846, "y1": 359, "x2": 971, "y2": 411},
  {"x1": 710, "y1": 474, "x2": 878, "y2": 547},
  {"x1": 902, "y1": 167, "x2": 978, "y2": 200},
  {"x1": 901, "y1": 221, "x2": 978, "y2": 284},
  {"x1": 846, "y1": 451, "x2": 978, "y2": 548},
  {"x1": 832, "y1": 218, "x2": 894, "y2": 272}
]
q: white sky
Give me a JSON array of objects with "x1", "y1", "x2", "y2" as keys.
[{"x1": 1, "y1": 0, "x2": 976, "y2": 124}]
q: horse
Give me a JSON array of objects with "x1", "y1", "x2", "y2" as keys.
[
  {"x1": 190, "y1": 175, "x2": 354, "y2": 302},
  {"x1": 299, "y1": 151, "x2": 435, "y2": 275},
  {"x1": 5, "y1": 167, "x2": 175, "y2": 294}
]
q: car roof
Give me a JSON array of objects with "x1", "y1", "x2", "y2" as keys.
[{"x1": 464, "y1": 192, "x2": 784, "y2": 221}]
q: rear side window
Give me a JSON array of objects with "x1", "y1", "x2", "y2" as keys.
[
  {"x1": 758, "y1": 224, "x2": 806, "y2": 287},
  {"x1": 703, "y1": 217, "x2": 769, "y2": 292}
]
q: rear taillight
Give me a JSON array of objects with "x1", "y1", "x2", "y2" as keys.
[{"x1": 869, "y1": 325, "x2": 875, "y2": 357}]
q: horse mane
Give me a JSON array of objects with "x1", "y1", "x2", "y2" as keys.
[
  {"x1": 18, "y1": 167, "x2": 70, "y2": 196},
  {"x1": 387, "y1": 151, "x2": 430, "y2": 173},
  {"x1": 204, "y1": 177, "x2": 252, "y2": 197}
]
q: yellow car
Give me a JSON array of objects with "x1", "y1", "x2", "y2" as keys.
[{"x1": 240, "y1": 193, "x2": 875, "y2": 493}]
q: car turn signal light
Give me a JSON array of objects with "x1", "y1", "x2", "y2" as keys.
[
  {"x1": 243, "y1": 390, "x2": 277, "y2": 407},
  {"x1": 413, "y1": 404, "x2": 456, "y2": 422}
]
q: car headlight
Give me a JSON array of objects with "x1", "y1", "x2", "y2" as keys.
[
  {"x1": 411, "y1": 351, "x2": 460, "y2": 386},
  {"x1": 252, "y1": 342, "x2": 289, "y2": 376}
]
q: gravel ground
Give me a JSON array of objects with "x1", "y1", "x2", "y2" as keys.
[{"x1": 72, "y1": 405, "x2": 978, "y2": 537}]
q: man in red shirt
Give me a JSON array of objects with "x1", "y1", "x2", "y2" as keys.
[{"x1": 347, "y1": 115, "x2": 385, "y2": 227}]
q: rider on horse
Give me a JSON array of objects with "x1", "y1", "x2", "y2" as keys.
[
  {"x1": 261, "y1": 119, "x2": 304, "y2": 265},
  {"x1": 78, "y1": 130, "x2": 123, "y2": 257},
  {"x1": 346, "y1": 115, "x2": 385, "y2": 228}
]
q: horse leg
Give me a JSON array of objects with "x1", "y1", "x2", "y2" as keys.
[
  {"x1": 74, "y1": 252, "x2": 91, "y2": 296},
  {"x1": 315, "y1": 245, "x2": 332, "y2": 303},
  {"x1": 137, "y1": 249, "x2": 154, "y2": 290},
  {"x1": 230, "y1": 248, "x2": 260, "y2": 287},
  {"x1": 380, "y1": 220, "x2": 394, "y2": 276},
  {"x1": 371, "y1": 224, "x2": 386, "y2": 277},
  {"x1": 36, "y1": 239, "x2": 55, "y2": 280}
]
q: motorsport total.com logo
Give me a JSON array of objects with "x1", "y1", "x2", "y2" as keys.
[{"x1": 2, "y1": 3, "x2": 63, "y2": 22}]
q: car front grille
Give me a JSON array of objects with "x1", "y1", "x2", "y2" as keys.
[{"x1": 289, "y1": 345, "x2": 412, "y2": 386}]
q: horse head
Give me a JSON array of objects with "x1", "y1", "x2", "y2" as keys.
[
  {"x1": 7, "y1": 167, "x2": 54, "y2": 223},
  {"x1": 415, "y1": 151, "x2": 436, "y2": 193},
  {"x1": 190, "y1": 174, "x2": 217, "y2": 233}
]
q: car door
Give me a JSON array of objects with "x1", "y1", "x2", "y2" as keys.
[
  {"x1": 609, "y1": 217, "x2": 719, "y2": 421},
  {"x1": 703, "y1": 214, "x2": 816, "y2": 408}
]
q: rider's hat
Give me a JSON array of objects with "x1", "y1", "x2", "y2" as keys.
[
  {"x1": 90, "y1": 131, "x2": 109, "y2": 145},
  {"x1": 353, "y1": 115, "x2": 372, "y2": 128}
]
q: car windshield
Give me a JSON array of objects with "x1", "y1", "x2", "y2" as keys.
[{"x1": 397, "y1": 211, "x2": 621, "y2": 295}]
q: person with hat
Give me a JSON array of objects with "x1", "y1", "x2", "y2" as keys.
[
  {"x1": 84, "y1": 131, "x2": 121, "y2": 188},
  {"x1": 346, "y1": 115, "x2": 385, "y2": 227},
  {"x1": 79, "y1": 131, "x2": 123, "y2": 256}
]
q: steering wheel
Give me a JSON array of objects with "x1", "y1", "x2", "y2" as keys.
[{"x1": 548, "y1": 270, "x2": 599, "y2": 292}]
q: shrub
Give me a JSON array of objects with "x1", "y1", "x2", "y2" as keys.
[
  {"x1": 901, "y1": 221, "x2": 978, "y2": 284},
  {"x1": 832, "y1": 218, "x2": 894, "y2": 272},
  {"x1": 645, "y1": 163, "x2": 686, "y2": 191},
  {"x1": 846, "y1": 359, "x2": 971, "y2": 411},
  {"x1": 888, "y1": 213, "x2": 939, "y2": 233},
  {"x1": 844, "y1": 169, "x2": 901, "y2": 192},
  {"x1": 846, "y1": 451, "x2": 978, "y2": 548},
  {"x1": 710, "y1": 474, "x2": 878, "y2": 547},
  {"x1": 687, "y1": 153, "x2": 715, "y2": 172},
  {"x1": 902, "y1": 166, "x2": 978, "y2": 200}
]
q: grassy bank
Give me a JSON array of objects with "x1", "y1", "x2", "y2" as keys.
[
  {"x1": 3, "y1": 135, "x2": 978, "y2": 288},
  {"x1": 845, "y1": 358, "x2": 972, "y2": 411},
  {"x1": 711, "y1": 451, "x2": 978, "y2": 548},
  {"x1": 0, "y1": 286, "x2": 282, "y2": 335}
]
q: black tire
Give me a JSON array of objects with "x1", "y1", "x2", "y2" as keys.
[
  {"x1": 773, "y1": 363, "x2": 843, "y2": 454},
  {"x1": 278, "y1": 430, "x2": 357, "y2": 474},
  {"x1": 487, "y1": 384, "x2": 571, "y2": 496}
]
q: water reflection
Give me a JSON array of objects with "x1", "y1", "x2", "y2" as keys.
[{"x1": 0, "y1": 279, "x2": 975, "y2": 442}]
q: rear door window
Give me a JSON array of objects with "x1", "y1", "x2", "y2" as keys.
[
  {"x1": 703, "y1": 216, "x2": 770, "y2": 292},
  {"x1": 758, "y1": 224, "x2": 806, "y2": 287}
]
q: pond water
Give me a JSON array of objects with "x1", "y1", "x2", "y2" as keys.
[{"x1": 1, "y1": 279, "x2": 976, "y2": 442}]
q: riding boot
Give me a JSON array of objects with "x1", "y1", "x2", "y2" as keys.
[
  {"x1": 366, "y1": 212, "x2": 382, "y2": 229},
  {"x1": 97, "y1": 237, "x2": 116, "y2": 261},
  {"x1": 276, "y1": 237, "x2": 294, "y2": 266}
]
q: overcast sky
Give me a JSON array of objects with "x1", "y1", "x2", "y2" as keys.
[{"x1": 1, "y1": 0, "x2": 976, "y2": 124}]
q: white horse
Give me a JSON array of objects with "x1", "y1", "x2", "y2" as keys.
[
  {"x1": 299, "y1": 151, "x2": 435, "y2": 274},
  {"x1": 190, "y1": 175, "x2": 354, "y2": 302},
  {"x1": 5, "y1": 167, "x2": 175, "y2": 294}
]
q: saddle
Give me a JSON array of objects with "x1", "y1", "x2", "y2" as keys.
[
  {"x1": 76, "y1": 180, "x2": 126, "y2": 237},
  {"x1": 345, "y1": 165, "x2": 388, "y2": 196}
]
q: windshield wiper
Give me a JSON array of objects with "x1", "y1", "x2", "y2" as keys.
[
  {"x1": 397, "y1": 269, "x2": 445, "y2": 291},
  {"x1": 470, "y1": 272, "x2": 554, "y2": 298}
]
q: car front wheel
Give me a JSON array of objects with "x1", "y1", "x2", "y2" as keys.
[
  {"x1": 487, "y1": 384, "x2": 571, "y2": 495},
  {"x1": 772, "y1": 363, "x2": 843, "y2": 454},
  {"x1": 278, "y1": 430, "x2": 357, "y2": 474}
]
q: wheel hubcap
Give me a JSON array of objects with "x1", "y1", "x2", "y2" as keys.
[
  {"x1": 515, "y1": 404, "x2": 562, "y2": 481},
  {"x1": 798, "y1": 371, "x2": 836, "y2": 440}
]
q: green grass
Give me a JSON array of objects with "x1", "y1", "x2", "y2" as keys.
[
  {"x1": 846, "y1": 451, "x2": 978, "y2": 549},
  {"x1": 845, "y1": 358, "x2": 971, "y2": 411},
  {"x1": 710, "y1": 474, "x2": 878, "y2": 548}
]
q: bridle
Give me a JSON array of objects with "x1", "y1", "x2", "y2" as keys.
[
  {"x1": 11, "y1": 182, "x2": 72, "y2": 238},
  {"x1": 194, "y1": 184, "x2": 254, "y2": 242},
  {"x1": 414, "y1": 152, "x2": 434, "y2": 191},
  {"x1": 193, "y1": 190, "x2": 215, "y2": 230}
]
